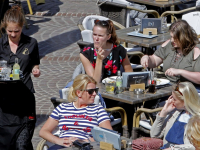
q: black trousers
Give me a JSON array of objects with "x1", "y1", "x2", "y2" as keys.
[{"x1": 0, "y1": 0, "x2": 9, "y2": 22}]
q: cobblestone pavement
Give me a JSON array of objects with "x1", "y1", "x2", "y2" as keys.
[{"x1": 19, "y1": 0, "x2": 99, "y2": 149}]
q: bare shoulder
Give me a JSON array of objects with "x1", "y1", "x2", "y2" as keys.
[
  {"x1": 161, "y1": 39, "x2": 170, "y2": 47},
  {"x1": 194, "y1": 45, "x2": 200, "y2": 60}
]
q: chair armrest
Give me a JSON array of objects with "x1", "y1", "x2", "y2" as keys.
[
  {"x1": 161, "y1": 6, "x2": 196, "y2": 18},
  {"x1": 36, "y1": 138, "x2": 49, "y2": 150},
  {"x1": 105, "y1": 107, "x2": 129, "y2": 138},
  {"x1": 127, "y1": 51, "x2": 144, "y2": 59},
  {"x1": 50, "y1": 97, "x2": 69, "y2": 108},
  {"x1": 133, "y1": 107, "x2": 163, "y2": 128},
  {"x1": 77, "y1": 40, "x2": 92, "y2": 50},
  {"x1": 127, "y1": 6, "x2": 160, "y2": 18}
]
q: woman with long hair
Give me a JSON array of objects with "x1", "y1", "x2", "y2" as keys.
[
  {"x1": 39, "y1": 74, "x2": 112, "y2": 150},
  {"x1": 150, "y1": 82, "x2": 200, "y2": 149},
  {"x1": 141, "y1": 20, "x2": 200, "y2": 88},
  {"x1": 0, "y1": 5, "x2": 40, "y2": 149},
  {"x1": 80, "y1": 19, "x2": 132, "y2": 83}
]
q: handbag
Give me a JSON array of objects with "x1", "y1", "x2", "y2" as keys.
[{"x1": 132, "y1": 137, "x2": 163, "y2": 150}]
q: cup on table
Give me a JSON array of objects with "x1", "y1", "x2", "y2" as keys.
[
  {"x1": 1, "y1": 66, "x2": 11, "y2": 80},
  {"x1": 161, "y1": 17, "x2": 167, "y2": 30},
  {"x1": 105, "y1": 80, "x2": 116, "y2": 94}
]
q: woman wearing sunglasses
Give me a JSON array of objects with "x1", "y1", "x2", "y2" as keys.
[
  {"x1": 150, "y1": 82, "x2": 200, "y2": 150},
  {"x1": 39, "y1": 74, "x2": 112, "y2": 150},
  {"x1": 186, "y1": 115, "x2": 200, "y2": 150},
  {"x1": 80, "y1": 19, "x2": 132, "y2": 83}
]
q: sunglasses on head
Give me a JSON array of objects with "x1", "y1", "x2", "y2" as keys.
[
  {"x1": 174, "y1": 80, "x2": 183, "y2": 96},
  {"x1": 94, "y1": 19, "x2": 109, "y2": 26},
  {"x1": 84, "y1": 88, "x2": 99, "y2": 95}
]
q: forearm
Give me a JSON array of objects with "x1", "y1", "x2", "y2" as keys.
[
  {"x1": 148, "y1": 55, "x2": 159, "y2": 68},
  {"x1": 39, "y1": 129, "x2": 61, "y2": 145},
  {"x1": 179, "y1": 69, "x2": 200, "y2": 84},
  {"x1": 93, "y1": 58, "x2": 103, "y2": 83},
  {"x1": 33, "y1": 65, "x2": 39, "y2": 69}
]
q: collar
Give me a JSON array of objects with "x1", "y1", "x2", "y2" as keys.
[{"x1": 2, "y1": 32, "x2": 31, "y2": 46}]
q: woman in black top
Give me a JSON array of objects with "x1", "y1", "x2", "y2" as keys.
[{"x1": 0, "y1": 5, "x2": 40, "y2": 150}]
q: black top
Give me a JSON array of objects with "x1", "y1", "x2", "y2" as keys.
[
  {"x1": 0, "y1": 33, "x2": 40, "y2": 93},
  {"x1": 80, "y1": 43, "x2": 126, "y2": 80}
]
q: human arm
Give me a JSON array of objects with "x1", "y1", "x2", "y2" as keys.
[
  {"x1": 80, "y1": 46, "x2": 107, "y2": 83},
  {"x1": 32, "y1": 65, "x2": 40, "y2": 77},
  {"x1": 150, "y1": 95, "x2": 175, "y2": 138},
  {"x1": 122, "y1": 55, "x2": 133, "y2": 72},
  {"x1": 99, "y1": 120, "x2": 113, "y2": 130},
  {"x1": 39, "y1": 117, "x2": 77, "y2": 147},
  {"x1": 140, "y1": 54, "x2": 163, "y2": 68}
]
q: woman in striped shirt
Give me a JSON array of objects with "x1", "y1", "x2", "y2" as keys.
[{"x1": 39, "y1": 74, "x2": 112, "y2": 150}]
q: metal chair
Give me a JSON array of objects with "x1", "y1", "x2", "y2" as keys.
[
  {"x1": 36, "y1": 97, "x2": 129, "y2": 150},
  {"x1": 97, "y1": 0, "x2": 160, "y2": 28},
  {"x1": 161, "y1": 6, "x2": 200, "y2": 38},
  {"x1": 131, "y1": 107, "x2": 163, "y2": 140}
]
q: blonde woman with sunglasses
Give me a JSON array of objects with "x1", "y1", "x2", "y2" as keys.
[
  {"x1": 39, "y1": 74, "x2": 112, "y2": 150},
  {"x1": 80, "y1": 19, "x2": 132, "y2": 83},
  {"x1": 150, "y1": 82, "x2": 200, "y2": 150}
]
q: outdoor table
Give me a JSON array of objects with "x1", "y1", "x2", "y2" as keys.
[
  {"x1": 116, "y1": 26, "x2": 170, "y2": 54},
  {"x1": 58, "y1": 137, "x2": 131, "y2": 150},
  {"x1": 98, "y1": 83, "x2": 172, "y2": 105},
  {"x1": 128, "y1": 0, "x2": 192, "y2": 22}
]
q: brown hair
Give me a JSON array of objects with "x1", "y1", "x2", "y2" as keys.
[
  {"x1": 0, "y1": 5, "x2": 25, "y2": 31},
  {"x1": 67, "y1": 74, "x2": 97, "y2": 102},
  {"x1": 169, "y1": 20, "x2": 199, "y2": 56},
  {"x1": 94, "y1": 20, "x2": 119, "y2": 45}
]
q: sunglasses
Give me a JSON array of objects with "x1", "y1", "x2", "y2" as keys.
[
  {"x1": 174, "y1": 80, "x2": 183, "y2": 96},
  {"x1": 84, "y1": 88, "x2": 99, "y2": 95},
  {"x1": 94, "y1": 19, "x2": 109, "y2": 26}
]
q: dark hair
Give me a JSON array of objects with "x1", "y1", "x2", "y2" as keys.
[
  {"x1": 0, "y1": 5, "x2": 25, "y2": 31},
  {"x1": 94, "y1": 20, "x2": 119, "y2": 45},
  {"x1": 169, "y1": 20, "x2": 199, "y2": 55}
]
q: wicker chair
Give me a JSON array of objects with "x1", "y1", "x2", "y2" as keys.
[
  {"x1": 131, "y1": 107, "x2": 163, "y2": 140},
  {"x1": 161, "y1": 5, "x2": 200, "y2": 23},
  {"x1": 97, "y1": 0, "x2": 160, "y2": 28},
  {"x1": 36, "y1": 97, "x2": 129, "y2": 150}
]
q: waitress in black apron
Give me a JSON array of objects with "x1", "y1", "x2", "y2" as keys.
[{"x1": 0, "y1": 5, "x2": 40, "y2": 150}]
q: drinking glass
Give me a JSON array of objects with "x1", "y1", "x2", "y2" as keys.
[
  {"x1": 105, "y1": 80, "x2": 116, "y2": 94},
  {"x1": 162, "y1": 17, "x2": 167, "y2": 31},
  {"x1": 1, "y1": 66, "x2": 11, "y2": 80}
]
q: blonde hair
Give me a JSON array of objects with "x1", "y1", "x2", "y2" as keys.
[
  {"x1": 1, "y1": 5, "x2": 25, "y2": 31},
  {"x1": 67, "y1": 74, "x2": 97, "y2": 102},
  {"x1": 186, "y1": 115, "x2": 200, "y2": 143},
  {"x1": 172, "y1": 82, "x2": 200, "y2": 116}
]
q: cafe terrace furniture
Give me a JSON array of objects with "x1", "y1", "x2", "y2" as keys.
[
  {"x1": 56, "y1": 137, "x2": 131, "y2": 150},
  {"x1": 98, "y1": 83, "x2": 172, "y2": 105},
  {"x1": 97, "y1": 0, "x2": 160, "y2": 28},
  {"x1": 128, "y1": 0, "x2": 192, "y2": 23},
  {"x1": 116, "y1": 26, "x2": 170, "y2": 55},
  {"x1": 131, "y1": 107, "x2": 163, "y2": 139},
  {"x1": 36, "y1": 98, "x2": 129, "y2": 150},
  {"x1": 10, "y1": 0, "x2": 33, "y2": 15}
]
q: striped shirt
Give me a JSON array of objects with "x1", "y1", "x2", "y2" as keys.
[{"x1": 50, "y1": 102, "x2": 110, "y2": 140}]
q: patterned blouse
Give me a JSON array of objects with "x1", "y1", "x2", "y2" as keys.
[{"x1": 80, "y1": 43, "x2": 127, "y2": 80}]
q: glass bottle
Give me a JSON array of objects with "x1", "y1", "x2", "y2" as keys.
[
  {"x1": 116, "y1": 70, "x2": 123, "y2": 93},
  {"x1": 12, "y1": 58, "x2": 20, "y2": 80}
]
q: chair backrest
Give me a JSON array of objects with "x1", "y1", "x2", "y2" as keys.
[
  {"x1": 82, "y1": 15, "x2": 110, "y2": 30},
  {"x1": 98, "y1": 0, "x2": 128, "y2": 27},
  {"x1": 81, "y1": 15, "x2": 110, "y2": 43},
  {"x1": 182, "y1": 11, "x2": 200, "y2": 36}
]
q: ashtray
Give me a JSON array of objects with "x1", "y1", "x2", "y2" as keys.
[{"x1": 134, "y1": 88, "x2": 144, "y2": 95}]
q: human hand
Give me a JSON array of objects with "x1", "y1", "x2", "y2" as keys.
[
  {"x1": 96, "y1": 47, "x2": 107, "y2": 60},
  {"x1": 32, "y1": 67, "x2": 40, "y2": 77},
  {"x1": 160, "y1": 95, "x2": 175, "y2": 117},
  {"x1": 165, "y1": 68, "x2": 181, "y2": 76},
  {"x1": 140, "y1": 55, "x2": 149, "y2": 68},
  {"x1": 57, "y1": 137, "x2": 78, "y2": 147}
]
